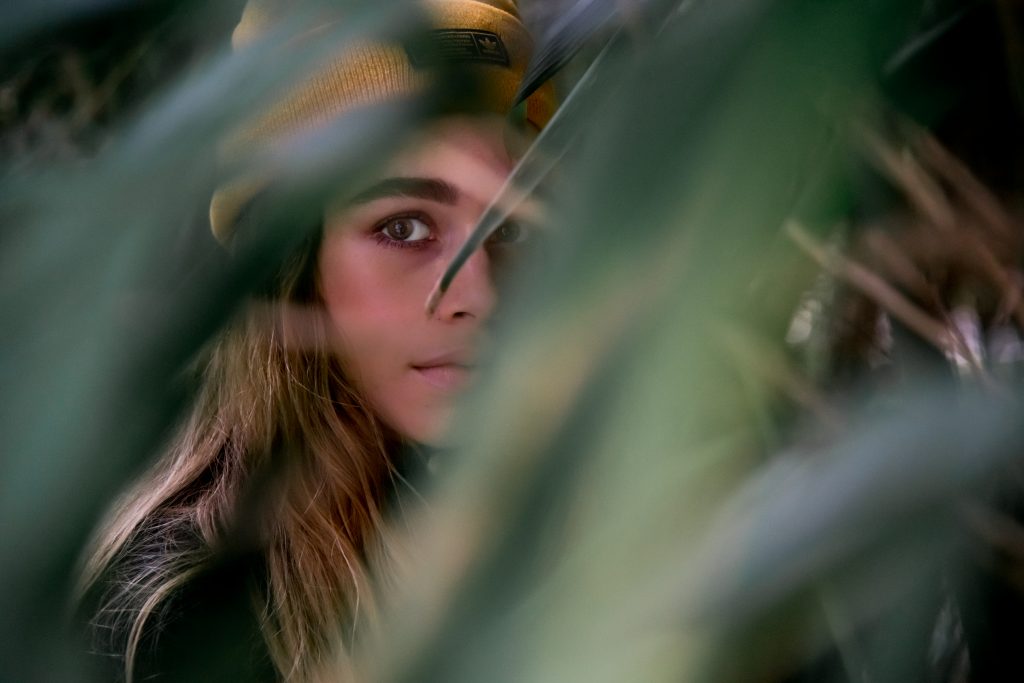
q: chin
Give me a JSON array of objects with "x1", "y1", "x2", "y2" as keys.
[{"x1": 392, "y1": 405, "x2": 456, "y2": 448}]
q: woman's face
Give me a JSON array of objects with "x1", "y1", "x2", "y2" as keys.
[{"x1": 318, "y1": 117, "x2": 527, "y2": 444}]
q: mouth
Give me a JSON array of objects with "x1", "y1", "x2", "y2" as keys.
[
  {"x1": 411, "y1": 363, "x2": 475, "y2": 391},
  {"x1": 412, "y1": 347, "x2": 478, "y2": 391}
]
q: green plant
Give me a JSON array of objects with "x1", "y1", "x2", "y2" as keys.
[{"x1": 2, "y1": 0, "x2": 1022, "y2": 681}]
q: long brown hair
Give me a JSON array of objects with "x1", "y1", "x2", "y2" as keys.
[{"x1": 80, "y1": 227, "x2": 412, "y2": 682}]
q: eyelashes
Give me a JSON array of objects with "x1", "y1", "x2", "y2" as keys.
[
  {"x1": 372, "y1": 231, "x2": 431, "y2": 250},
  {"x1": 372, "y1": 213, "x2": 435, "y2": 250}
]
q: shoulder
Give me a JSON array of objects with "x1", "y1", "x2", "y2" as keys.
[{"x1": 89, "y1": 550, "x2": 279, "y2": 682}]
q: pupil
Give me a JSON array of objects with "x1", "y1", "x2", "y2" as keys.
[
  {"x1": 389, "y1": 220, "x2": 411, "y2": 240},
  {"x1": 498, "y1": 223, "x2": 520, "y2": 242}
]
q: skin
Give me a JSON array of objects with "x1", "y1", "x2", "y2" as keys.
[{"x1": 318, "y1": 117, "x2": 529, "y2": 444}]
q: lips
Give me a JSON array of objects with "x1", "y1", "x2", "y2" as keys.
[{"x1": 411, "y1": 350, "x2": 476, "y2": 391}]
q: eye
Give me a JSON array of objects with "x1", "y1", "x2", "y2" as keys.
[
  {"x1": 379, "y1": 215, "x2": 432, "y2": 243},
  {"x1": 487, "y1": 220, "x2": 528, "y2": 245}
]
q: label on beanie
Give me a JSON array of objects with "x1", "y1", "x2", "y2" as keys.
[{"x1": 406, "y1": 29, "x2": 510, "y2": 68}]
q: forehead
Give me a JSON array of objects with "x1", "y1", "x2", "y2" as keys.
[{"x1": 382, "y1": 116, "x2": 517, "y2": 203}]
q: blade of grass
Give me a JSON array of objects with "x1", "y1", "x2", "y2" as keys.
[{"x1": 425, "y1": 29, "x2": 625, "y2": 315}]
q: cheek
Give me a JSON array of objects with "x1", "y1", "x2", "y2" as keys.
[
  {"x1": 317, "y1": 235, "x2": 445, "y2": 441},
  {"x1": 319, "y1": 236, "x2": 412, "y2": 374}
]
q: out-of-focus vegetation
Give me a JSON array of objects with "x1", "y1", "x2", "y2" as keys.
[{"x1": 2, "y1": 0, "x2": 1023, "y2": 681}]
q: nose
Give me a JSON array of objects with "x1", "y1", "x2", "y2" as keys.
[{"x1": 435, "y1": 246, "x2": 497, "y2": 323}]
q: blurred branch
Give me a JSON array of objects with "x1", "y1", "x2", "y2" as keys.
[
  {"x1": 909, "y1": 124, "x2": 1016, "y2": 243},
  {"x1": 859, "y1": 122, "x2": 1024, "y2": 335},
  {"x1": 860, "y1": 126, "x2": 957, "y2": 232},
  {"x1": 784, "y1": 221, "x2": 980, "y2": 374}
]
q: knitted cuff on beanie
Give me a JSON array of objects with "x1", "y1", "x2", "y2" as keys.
[{"x1": 209, "y1": 0, "x2": 555, "y2": 242}]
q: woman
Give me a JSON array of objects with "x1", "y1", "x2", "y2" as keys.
[{"x1": 78, "y1": 1, "x2": 554, "y2": 680}]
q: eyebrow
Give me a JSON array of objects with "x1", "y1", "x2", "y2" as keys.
[{"x1": 347, "y1": 177, "x2": 459, "y2": 206}]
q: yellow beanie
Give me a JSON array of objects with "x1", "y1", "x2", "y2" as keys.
[{"x1": 210, "y1": 0, "x2": 555, "y2": 242}]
